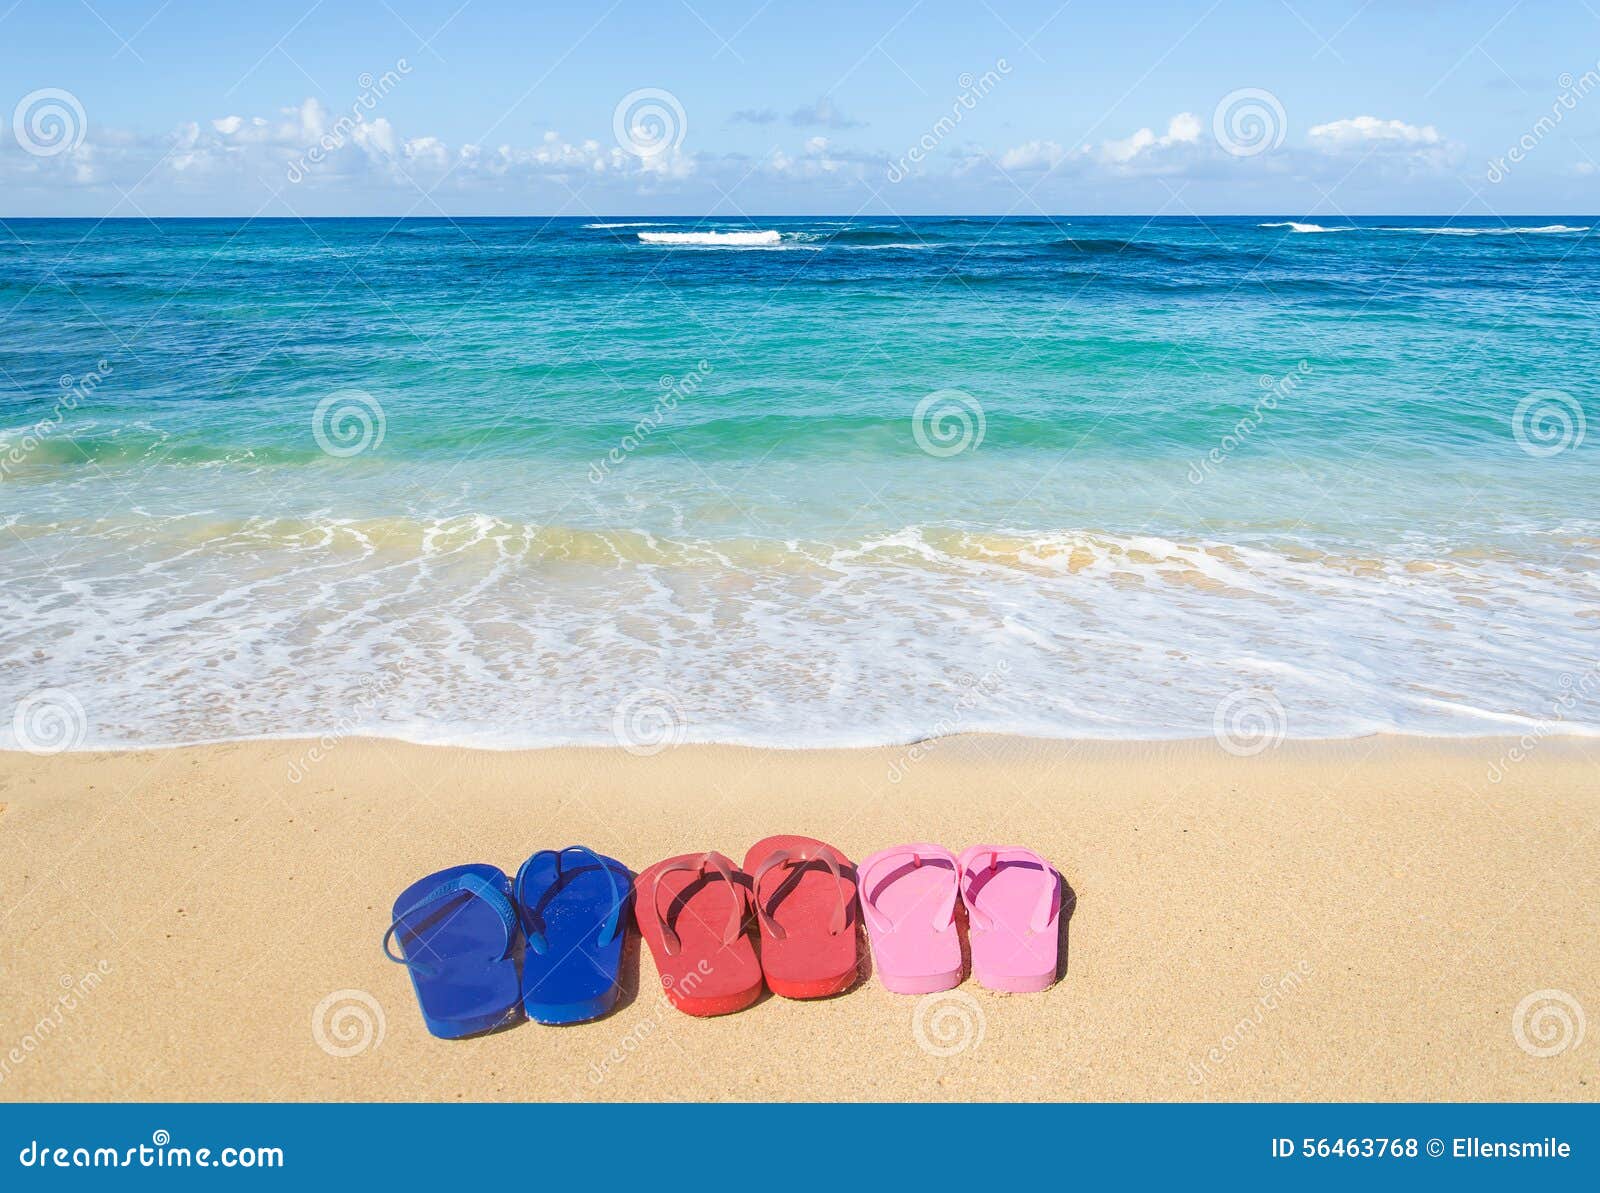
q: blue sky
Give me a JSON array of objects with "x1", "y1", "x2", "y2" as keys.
[{"x1": 2, "y1": 0, "x2": 1597, "y2": 215}]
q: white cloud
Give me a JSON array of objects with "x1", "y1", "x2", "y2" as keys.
[
  {"x1": 762, "y1": 135, "x2": 878, "y2": 180},
  {"x1": 1100, "y1": 112, "x2": 1203, "y2": 164},
  {"x1": 3, "y1": 92, "x2": 1479, "y2": 214},
  {"x1": 1308, "y1": 116, "x2": 1440, "y2": 148},
  {"x1": 999, "y1": 139, "x2": 1070, "y2": 171},
  {"x1": 788, "y1": 98, "x2": 863, "y2": 129},
  {"x1": 164, "y1": 99, "x2": 698, "y2": 190}
]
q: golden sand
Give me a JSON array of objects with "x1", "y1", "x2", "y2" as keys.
[{"x1": 1, "y1": 735, "x2": 1596, "y2": 1101}]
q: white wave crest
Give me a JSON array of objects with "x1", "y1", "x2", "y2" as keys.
[
  {"x1": 1389, "y1": 224, "x2": 1591, "y2": 236},
  {"x1": 1259, "y1": 222, "x2": 1349, "y2": 233},
  {"x1": 638, "y1": 230, "x2": 782, "y2": 246}
]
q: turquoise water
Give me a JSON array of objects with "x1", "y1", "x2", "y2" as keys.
[{"x1": 2, "y1": 216, "x2": 1597, "y2": 748}]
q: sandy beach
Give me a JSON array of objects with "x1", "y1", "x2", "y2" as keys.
[{"x1": 0, "y1": 734, "x2": 1595, "y2": 1102}]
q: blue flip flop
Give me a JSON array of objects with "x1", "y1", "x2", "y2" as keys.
[
  {"x1": 383, "y1": 863, "x2": 525, "y2": 1039},
  {"x1": 514, "y1": 847, "x2": 632, "y2": 1024}
]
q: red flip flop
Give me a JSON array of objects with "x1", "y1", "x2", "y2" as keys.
[
  {"x1": 743, "y1": 835, "x2": 860, "y2": 999},
  {"x1": 634, "y1": 851, "x2": 763, "y2": 1017}
]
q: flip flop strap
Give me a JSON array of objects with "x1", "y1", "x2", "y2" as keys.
[
  {"x1": 960, "y1": 848, "x2": 1057, "y2": 933},
  {"x1": 382, "y1": 873, "x2": 518, "y2": 977},
  {"x1": 749, "y1": 846, "x2": 849, "y2": 942},
  {"x1": 515, "y1": 846, "x2": 625, "y2": 956},
  {"x1": 858, "y1": 846, "x2": 959, "y2": 935},
  {"x1": 650, "y1": 852, "x2": 744, "y2": 958}
]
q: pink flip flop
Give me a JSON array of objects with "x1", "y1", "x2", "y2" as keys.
[
  {"x1": 957, "y1": 845, "x2": 1061, "y2": 993},
  {"x1": 858, "y1": 843, "x2": 962, "y2": 994}
]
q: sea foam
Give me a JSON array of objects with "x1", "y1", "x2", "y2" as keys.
[
  {"x1": 1258, "y1": 222, "x2": 1350, "y2": 233},
  {"x1": 638, "y1": 230, "x2": 783, "y2": 246}
]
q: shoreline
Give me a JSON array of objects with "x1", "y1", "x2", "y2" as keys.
[
  {"x1": 2, "y1": 733, "x2": 1596, "y2": 1101},
  {"x1": 10, "y1": 724, "x2": 1600, "y2": 758}
]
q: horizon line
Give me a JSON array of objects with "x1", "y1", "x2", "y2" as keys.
[{"x1": 3, "y1": 213, "x2": 1597, "y2": 222}]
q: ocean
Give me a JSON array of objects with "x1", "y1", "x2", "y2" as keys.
[{"x1": 2, "y1": 215, "x2": 1597, "y2": 749}]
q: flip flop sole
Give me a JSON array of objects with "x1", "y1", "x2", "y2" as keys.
[
  {"x1": 388, "y1": 863, "x2": 525, "y2": 1039},
  {"x1": 744, "y1": 835, "x2": 860, "y2": 1000},
  {"x1": 518, "y1": 850, "x2": 632, "y2": 1025},
  {"x1": 635, "y1": 854, "x2": 764, "y2": 1017},
  {"x1": 859, "y1": 844, "x2": 963, "y2": 995},
  {"x1": 765, "y1": 966, "x2": 857, "y2": 1000}
]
